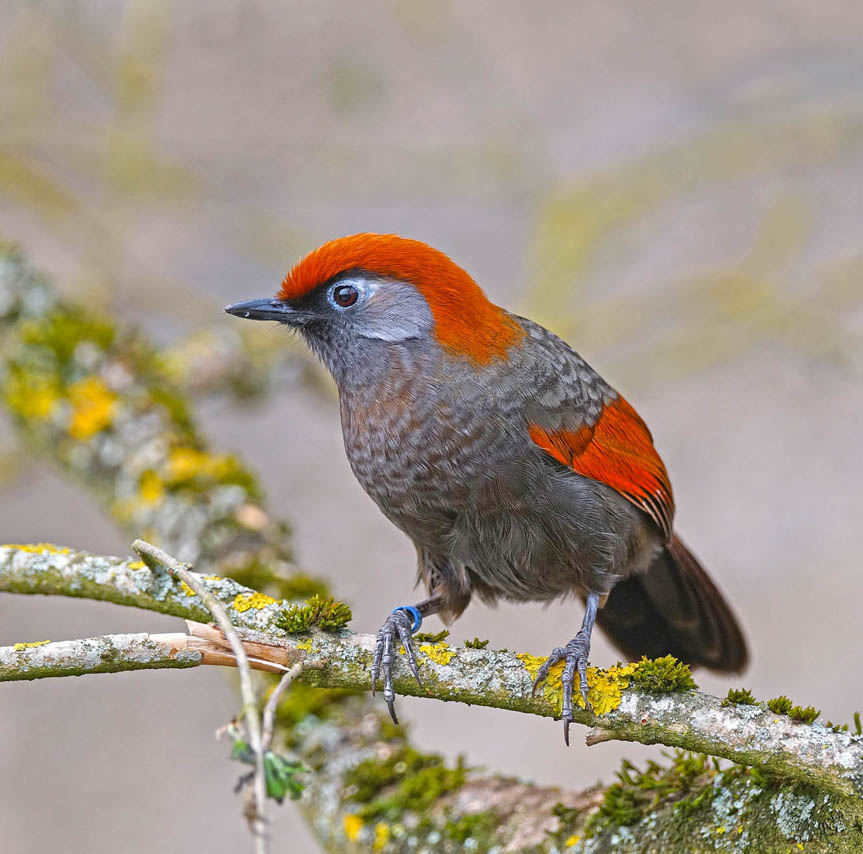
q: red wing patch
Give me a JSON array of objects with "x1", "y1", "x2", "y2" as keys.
[{"x1": 529, "y1": 396, "x2": 674, "y2": 540}]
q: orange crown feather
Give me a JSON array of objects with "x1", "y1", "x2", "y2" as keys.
[{"x1": 279, "y1": 233, "x2": 524, "y2": 364}]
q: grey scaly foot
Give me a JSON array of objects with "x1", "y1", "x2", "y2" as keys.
[
  {"x1": 370, "y1": 606, "x2": 422, "y2": 724},
  {"x1": 530, "y1": 591, "x2": 600, "y2": 745},
  {"x1": 531, "y1": 630, "x2": 592, "y2": 745}
]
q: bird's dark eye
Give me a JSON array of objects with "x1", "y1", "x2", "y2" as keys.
[{"x1": 332, "y1": 284, "x2": 359, "y2": 308}]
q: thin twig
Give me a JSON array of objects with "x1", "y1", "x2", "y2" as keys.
[
  {"x1": 133, "y1": 539, "x2": 268, "y2": 854},
  {"x1": 262, "y1": 662, "x2": 304, "y2": 751}
]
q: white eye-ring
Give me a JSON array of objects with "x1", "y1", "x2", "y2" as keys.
[
  {"x1": 332, "y1": 284, "x2": 359, "y2": 307},
  {"x1": 328, "y1": 278, "x2": 372, "y2": 310}
]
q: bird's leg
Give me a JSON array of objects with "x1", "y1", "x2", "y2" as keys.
[
  {"x1": 531, "y1": 591, "x2": 600, "y2": 746},
  {"x1": 371, "y1": 594, "x2": 444, "y2": 724}
]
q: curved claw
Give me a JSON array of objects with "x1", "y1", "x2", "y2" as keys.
[
  {"x1": 370, "y1": 610, "x2": 422, "y2": 724},
  {"x1": 531, "y1": 646, "x2": 566, "y2": 697},
  {"x1": 533, "y1": 631, "x2": 593, "y2": 745}
]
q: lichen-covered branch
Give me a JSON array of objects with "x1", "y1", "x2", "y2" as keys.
[
  {"x1": 0, "y1": 542, "x2": 345, "y2": 635},
  {"x1": 3, "y1": 541, "x2": 862, "y2": 804},
  {"x1": 0, "y1": 630, "x2": 306, "y2": 682},
  {"x1": 0, "y1": 632, "x2": 203, "y2": 681}
]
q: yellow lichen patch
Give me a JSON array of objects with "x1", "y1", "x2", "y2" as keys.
[
  {"x1": 166, "y1": 446, "x2": 211, "y2": 480},
  {"x1": 233, "y1": 591, "x2": 278, "y2": 612},
  {"x1": 565, "y1": 835, "x2": 581, "y2": 847},
  {"x1": 4, "y1": 375, "x2": 60, "y2": 420},
  {"x1": 516, "y1": 653, "x2": 550, "y2": 680},
  {"x1": 517, "y1": 652, "x2": 563, "y2": 708},
  {"x1": 373, "y1": 822, "x2": 390, "y2": 850},
  {"x1": 127, "y1": 561, "x2": 146, "y2": 569},
  {"x1": 13, "y1": 640, "x2": 50, "y2": 650},
  {"x1": 343, "y1": 814, "x2": 364, "y2": 841},
  {"x1": 67, "y1": 376, "x2": 117, "y2": 440},
  {"x1": 582, "y1": 662, "x2": 637, "y2": 715},
  {"x1": 166, "y1": 446, "x2": 243, "y2": 484},
  {"x1": 419, "y1": 642, "x2": 455, "y2": 666},
  {"x1": 138, "y1": 470, "x2": 164, "y2": 505},
  {"x1": 518, "y1": 654, "x2": 637, "y2": 716},
  {"x1": 179, "y1": 580, "x2": 197, "y2": 597},
  {"x1": 2, "y1": 543, "x2": 71, "y2": 555},
  {"x1": 295, "y1": 639, "x2": 313, "y2": 652}
]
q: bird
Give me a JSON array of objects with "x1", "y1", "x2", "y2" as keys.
[{"x1": 226, "y1": 232, "x2": 748, "y2": 743}]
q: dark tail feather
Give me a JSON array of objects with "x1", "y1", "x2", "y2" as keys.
[{"x1": 595, "y1": 534, "x2": 748, "y2": 672}]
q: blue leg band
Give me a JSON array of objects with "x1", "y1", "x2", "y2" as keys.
[{"x1": 392, "y1": 605, "x2": 422, "y2": 634}]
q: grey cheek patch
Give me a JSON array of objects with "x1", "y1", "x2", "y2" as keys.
[{"x1": 354, "y1": 279, "x2": 434, "y2": 343}]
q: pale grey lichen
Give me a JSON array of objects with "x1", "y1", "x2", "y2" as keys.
[
  {"x1": 771, "y1": 790, "x2": 815, "y2": 841},
  {"x1": 1, "y1": 632, "x2": 202, "y2": 681}
]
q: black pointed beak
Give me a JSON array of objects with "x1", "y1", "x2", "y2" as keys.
[{"x1": 224, "y1": 297, "x2": 296, "y2": 322}]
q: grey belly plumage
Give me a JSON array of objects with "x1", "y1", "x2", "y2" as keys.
[{"x1": 341, "y1": 380, "x2": 661, "y2": 610}]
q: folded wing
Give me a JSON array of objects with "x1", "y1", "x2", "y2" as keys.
[{"x1": 528, "y1": 394, "x2": 674, "y2": 540}]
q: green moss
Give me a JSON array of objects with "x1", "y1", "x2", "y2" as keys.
[
  {"x1": 767, "y1": 695, "x2": 793, "y2": 715},
  {"x1": 586, "y1": 751, "x2": 718, "y2": 837},
  {"x1": 722, "y1": 687, "x2": 757, "y2": 706},
  {"x1": 413, "y1": 629, "x2": 449, "y2": 643},
  {"x1": 463, "y1": 637, "x2": 490, "y2": 649},
  {"x1": 765, "y1": 694, "x2": 820, "y2": 722},
  {"x1": 629, "y1": 655, "x2": 697, "y2": 693},
  {"x1": 443, "y1": 810, "x2": 498, "y2": 846},
  {"x1": 789, "y1": 704, "x2": 820, "y2": 724},
  {"x1": 829, "y1": 711, "x2": 863, "y2": 735},
  {"x1": 344, "y1": 745, "x2": 467, "y2": 822},
  {"x1": 827, "y1": 712, "x2": 863, "y2": 735},
  {"x1": 275, "y1": 595, "x2": 352, "y2": 633}
]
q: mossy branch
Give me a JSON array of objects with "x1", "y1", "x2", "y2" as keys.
[{"x1": 3, "y1": 541, "x2": 862, "y2": 803}]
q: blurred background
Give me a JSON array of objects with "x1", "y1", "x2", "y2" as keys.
[{"x1": 1, "y1": 1, "x2": 861, "y2": 852}]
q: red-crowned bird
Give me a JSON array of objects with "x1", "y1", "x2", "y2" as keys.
[{"x1": 226, "y1": 233, "x2": 748, "y2": 743}]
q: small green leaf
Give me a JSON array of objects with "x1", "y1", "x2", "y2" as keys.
[{"x1": 264, "y1": 752, "x2": 307, "y2": 803}]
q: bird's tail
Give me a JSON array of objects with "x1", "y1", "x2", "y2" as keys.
[{"x1": 595, "y1": 534, "x2": 748, "y2": 672}]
